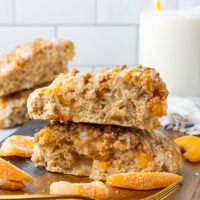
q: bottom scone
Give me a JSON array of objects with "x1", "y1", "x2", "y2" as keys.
[
  {"x1": 0, "y1": 84, "x2": 48, "y2": 129},
  {"x1": 32, "y1": 122, "x2": 182, "y2": 180}
]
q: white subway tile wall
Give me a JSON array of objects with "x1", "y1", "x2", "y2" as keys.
[
  {"x1": 178, "y1": 0, "x2": 200, "y2": 8},
  {"x1": 0, "y1": 0, "x2": 199, "y2": 72},
  {"x1": 0, "y1": 27, "x2": 55, "y2": 53},
  {"x1": 58, "y1": 26, "x2": 137, "y2": 65},
  {"x1": 0, "y1": 0, "x2": 14, "y2": 24},
  {"x1": 16, "y1": 0, "x2": 95, "y2": 24},
  {"x1": 97, "y1": 0, "x2": 178, "y2": 24}
]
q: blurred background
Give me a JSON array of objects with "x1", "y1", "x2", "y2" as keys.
[{"x1": 0, "y1": 0, "x2": 200, "y2": 95}]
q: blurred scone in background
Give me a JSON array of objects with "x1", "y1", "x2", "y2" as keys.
[{"x1": 0, "y1": 39, "x2": 74, "y2": 128}]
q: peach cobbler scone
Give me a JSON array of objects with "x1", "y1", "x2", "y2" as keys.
[
  {"x1": 0, "y1": 84, "x2": 49, "y2": 129},
  {"x1": 28, "y1": 65, "x2": 168, "y2": 130},
  {"x1": 0, "y1": 88, "x2": 33, "y2": 129},
  {"x1": 0, "y1": 39, "x2": 74, "y2": 97},
  {"x1": 32, "y1": 122, "x2": 182, "y2": 180}
]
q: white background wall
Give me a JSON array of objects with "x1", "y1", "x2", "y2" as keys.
[{"x1": 0, "y1": 0, "x2": 199, "y2": 72}]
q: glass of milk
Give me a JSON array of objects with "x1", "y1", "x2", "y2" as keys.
[{"x1": 139, "y1": 7, "x2": 200, "y2": 96}]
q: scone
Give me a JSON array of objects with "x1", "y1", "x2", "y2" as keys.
[
  {"x1": 0, "y1": 84, "x2": 48, "y2": 129},
  {"x1": 28, "y1": 65, "x2": 168, "y2": 130},
  {"x1": 0, "y1": 39, "x2": 74, "y2": 97},
  {"x1": 32, "y1": 122, "x2": 182, "y2": 180}
]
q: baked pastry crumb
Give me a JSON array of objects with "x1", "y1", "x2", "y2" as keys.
[
  {"x1": 0, "y1": 39, "x2": 74, "y2": 97},
  {"x1": 0, "y1": 84, "x2": 49, "y2": 129},
  {"x1": 32, "y1": 122, "x2": 182, "y2": 180},
  {"x1": 28, "y1": 65, "x2": 168, "y2": 130}
]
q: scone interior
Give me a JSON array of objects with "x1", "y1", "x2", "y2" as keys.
[
  {"x1": 0, "y1": 39, "x2": 74, "y2": 97},
  {"x1": 32, "y1": 122, "x2": 182, "y2": 180},
  {"x1": 28, "y1": 65, "x2": 168, "y2": 130}
]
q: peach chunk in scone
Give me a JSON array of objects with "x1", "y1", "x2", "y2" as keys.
[
  {"x1": 174, "y1": 135, "x2": 200, "y2": 162},
  {"x1": 0, "y1": 135, "x2": 34, "y2": 157},
  {"x1": 0, "y1": 158, "x2": 34, "y2": 190},
  {"x1": 106, "y1": 172, "x2": 183, "y2": 190},
  {"x1": 50, "y1": 180, "x2": 109, "y2": 199}
]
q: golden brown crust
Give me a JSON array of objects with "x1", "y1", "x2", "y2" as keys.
[
  {"x1": 32, "y1": 122, "x2": 182, "y2": 180},
  {"x1": 0, "y1": 39, "x2": 75, "y2": 96},
  {"x1": 28, "y1": 65, "x2": 168, "y2": 129}
]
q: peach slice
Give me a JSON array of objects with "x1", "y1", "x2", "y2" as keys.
[
  {"x1": 106, "y1": 172, "x2": 183, "y2": 190},
  {"x1": 0, "y1": 135, "x2": 35, "y2": 158},
  {"x1": 0, "y1": 158, "x2": 34, "y2": 190},
  {"x1": 50, "y1": 180, "x2": 109, "y2": 199},
  {"x1": 138, "y1": 153, "x2": 154, "y2": 169},
  {"x1": 0, "y1": 179, "x2": 25, "y2": 190},
  {"x1": 174, "y1": 135, "x2": 200, "y2": 162}
]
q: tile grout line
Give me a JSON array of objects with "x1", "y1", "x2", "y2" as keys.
[
  {"x1": 70, "y1": 64, "x2": 138, "y2": 66},
  {"x1": 69, "y1": 65, "x2": 95, "y2": 71},
  {"x1": 0, "y1": 24, "x2": 139, "y2": 27}
]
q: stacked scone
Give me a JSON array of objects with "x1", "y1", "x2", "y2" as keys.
[
  {"x1": 0, "y1": 39, "x2": 74, "y2": 129},
  {"x1": 28, "y1": 65, "x2": 182, "y2": 180}
]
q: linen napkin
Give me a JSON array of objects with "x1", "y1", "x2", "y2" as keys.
[{"x1": 160, "y1": 96, "x2": 200, "y2": 135}]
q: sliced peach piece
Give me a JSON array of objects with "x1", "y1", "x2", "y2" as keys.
[
  {"x1": 0, "y1": 158, "x2": 34, "y2": 184},
  {"x1": 50, "y1": 180, "x2": 109, "y2": 199},
  {"x1": 0, "y1": 135, "x2": 35, "y2": 158},
  {"x1": 0, "y1": 179, "x2": 25, "y2": 190},
  {"x1": 138, "y1": 153, "x2": 154, "y2": 169},
  {"x1": 174, "y1": 135, "x2": 200, "y2": 162},
  {"x1": 106, "y1": 172, "x2": 183, "y2": 190}
]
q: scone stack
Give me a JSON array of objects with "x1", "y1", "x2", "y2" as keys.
[
  {"x1": 28, "y1": 65, "x2": 182, "y2": 180},
  {"x1": 0, "y1": 39, "x2": 74, "y2": 129}
]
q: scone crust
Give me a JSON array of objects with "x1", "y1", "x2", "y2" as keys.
[
  {"x1": 0, "y1": 39, "x2": 74, "y2": 96},
  {"x1": 28, "y1": 65, "x2": 168, "y2": 129},
  {"x1": 32, "y1": 122, "x2": 182, "y2": 180}
]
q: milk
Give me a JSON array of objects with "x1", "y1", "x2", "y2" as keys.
[{"x1": 139, "y1": 7, "x2": 200, "y2": 96}]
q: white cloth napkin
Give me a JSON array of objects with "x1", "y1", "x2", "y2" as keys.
[{"x1": 160, "y1": 96, "x2": 200, "y2": 135}]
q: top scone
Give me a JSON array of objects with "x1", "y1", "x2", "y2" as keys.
[
  {"x1": 27, "y1": 65, "x2": 168, "y2": 130},
  {"x1": 0, "y1": 39, "x2": 74, "y2": 97}
]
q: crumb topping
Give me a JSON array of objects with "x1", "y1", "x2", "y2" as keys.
[{"x1": 38, "y1": 65, "x2": 168, "y2": 118}]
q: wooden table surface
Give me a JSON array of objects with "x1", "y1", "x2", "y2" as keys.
[{"x1": 0, "y1": 120, "x2": 200, "y2": 200}]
